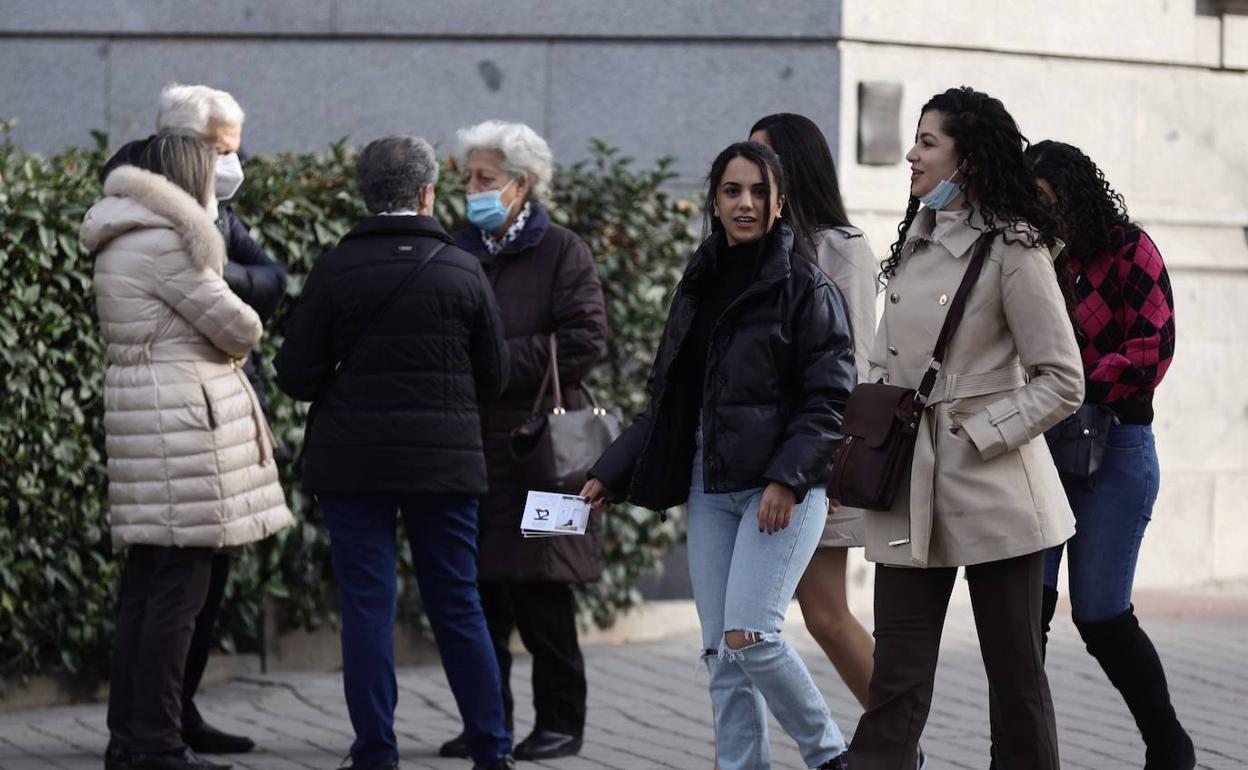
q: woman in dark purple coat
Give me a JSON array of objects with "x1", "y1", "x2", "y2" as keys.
[{"x1": 440, "y1": 120, "x2": 608, "y2": 762}]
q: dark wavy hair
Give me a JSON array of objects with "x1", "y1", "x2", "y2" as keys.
[
  {"x1": 702, "y1": 140, "x2": 812, "y2": 261},
  {"x1": 1025, "y1": 140, "x2": 1132, "y2": 266},
  {"x1": 882, "y1": 86, "x2": 1059, "y2": 279},
  {"x1": 750, "y1": 113, "x2": 851, "y2": 233}
]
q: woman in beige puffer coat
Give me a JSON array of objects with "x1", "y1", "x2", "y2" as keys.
[
  {"x1": 82, "y1": 160, "x2": 293, "y2": 549},
  {"x1": 80, "y1": 135, "x2": 292, "y2": 770}
]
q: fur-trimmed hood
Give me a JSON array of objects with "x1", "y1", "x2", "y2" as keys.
[{"x1": 80, "y1": 165, "x2": 225, "y2": 272}]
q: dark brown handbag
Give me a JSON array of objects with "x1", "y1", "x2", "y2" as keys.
[
  {"x1": 509, "y1": 334, "x2": 623, "y2": 494},
  {"x1": 828, "y1": 231, "x2": 996, "y2": 510}
]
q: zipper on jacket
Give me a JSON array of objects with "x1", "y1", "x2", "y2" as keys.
[{"x1": 700, "y1": 273, "x2": 786, "y2": 491}]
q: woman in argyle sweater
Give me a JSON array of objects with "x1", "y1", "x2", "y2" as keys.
[{"x1": 1025, "y1": 140, "x2": 1191, "y2": 770}]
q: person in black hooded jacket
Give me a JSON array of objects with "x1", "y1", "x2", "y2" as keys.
[
  {"x1": 583, "y1": 142, "x2": 856, "y2": 770},
  {"x1": 100, "y1": 83, "x2": 286, "y2": 761}
]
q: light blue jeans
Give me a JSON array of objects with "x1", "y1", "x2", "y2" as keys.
[{"x1": 686, "y1": 427, "x2": 847, "y2": 770}]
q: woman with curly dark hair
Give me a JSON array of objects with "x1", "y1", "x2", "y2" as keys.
[
  {"x1": 847, "y1": 87, "x2": 1084, "y2": 770},
  {"x1": 1021, "y1": 140, "x2": 1189, "y2": 770}
]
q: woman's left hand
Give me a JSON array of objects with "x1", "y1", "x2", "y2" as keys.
[{"x1": 758, "y1": 482, "x2": 797, "y2": 534}]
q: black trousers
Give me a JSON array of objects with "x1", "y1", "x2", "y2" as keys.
[
  {"x1": 107, "y1": 545, "x2": 215, "y2": 752},
  {"x1": 180, "y1": 552, "x2": 232, "y2": 732},
  {"x1": 479, "y1": 581, "x2": 587, "y2": 736},
  {"x1": 849, "y1": 551, "x2": 1059, "y2": 770}
]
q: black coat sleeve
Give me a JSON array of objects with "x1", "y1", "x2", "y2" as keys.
[
  {"x1": 587, "y1": 412, "x2": 653, "y2": 499},
  {"x1": 470, "y1": 261, "x2": 510, "y2": 402},
  {"x1": 762, "y1": 279, "x2": 857, "y2": 501},
  {"x1": 506, "y1": 235, "x2": 608, "y2": 394},
  {"x1": 274, "y1": 256, "x2": 334, "y2": 402},
  {"x1": 221, "y1": 209, "x2": 288, "y2": 322}
]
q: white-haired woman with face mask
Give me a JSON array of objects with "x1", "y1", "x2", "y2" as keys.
[{"x1": 438, "y1": 120, "x2": 608, "y2": 762}]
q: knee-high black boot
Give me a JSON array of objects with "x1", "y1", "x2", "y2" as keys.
[
  {"x1": 988, "y1": 585, "x2": 1058, "y2": 770},
  {"x1": 1074, "y1": 606, "x2": 1195, "y2": 770}
]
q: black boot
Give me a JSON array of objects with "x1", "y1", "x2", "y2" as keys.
[
  {"x1": 438, "y1": 732, "x2": 469, "y2": 758},
  {"x1": 1075, "y1": 606, "x2": 1196, "y2": 770},
  {"x1": 989, "y1": 584, "x2": 1059, "y2": 769}
]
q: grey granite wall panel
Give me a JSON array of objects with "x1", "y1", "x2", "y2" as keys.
[
  {"x1": 0, "y1": 0, "x2": 333, "y2": 35},
  {"x1": 0, "y1": 0, "x2": 838, "y2": 39},
  {"x1": 0, "y1": 40, "x2": 109, "y2": 151},
  {"x1": 332, "y1": 0, "x2": 839, "y2": 39},
  {"x1": 547, "y1": 41, "x2": 840, "y2": 182},
  {"x1": 104, "y1": 40, "x2": 548, "y2": 155}
]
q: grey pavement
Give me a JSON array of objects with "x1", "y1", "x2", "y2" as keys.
[{"x1": 1, "y1": 590, "x2": 1245, "y2": 770}]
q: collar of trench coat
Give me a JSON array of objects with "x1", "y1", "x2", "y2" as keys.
[{"x1": 905, "y1": 205, "x2": 1067, "y2": 264}]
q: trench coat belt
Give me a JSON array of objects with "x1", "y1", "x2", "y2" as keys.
[
  {"x1": 904, "y1": 365, "x2": 1026, "y2": 570},
  {"x1": 924, "y1": 365, "x2": 1027, "y2": 406},
  {"x1": 141, "y1": 343, "x2": 275, "y2": 466}
]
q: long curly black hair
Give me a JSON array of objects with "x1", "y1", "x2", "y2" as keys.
[
  {"x1": 1025, "y1": 140, "x2": 1132, "y2": 267},
  {"x1": 881, "y1": 87, "x2": 1059, "y2": 279}
]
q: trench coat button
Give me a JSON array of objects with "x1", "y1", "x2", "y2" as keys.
[
  {"x1": 888, "y1": 346, "x2": 898, "y2": 355},
  {"x1": 889, "y1": 292, "x2": 900, "y2": 304},
  {"x1": 938, "y1": 293, "x2": 949, "y2": 305}
]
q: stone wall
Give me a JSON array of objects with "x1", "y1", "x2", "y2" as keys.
[
  {"x1": 836, "y1": 0, "x2": 1248, "y2": 589},
  {"x1": 0, "y1": 0, "x2": 843, "y2": 180}
]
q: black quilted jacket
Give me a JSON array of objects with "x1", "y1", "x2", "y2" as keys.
[{"x1": 590, "y1": 222, "x2": 857, "y2": 511}]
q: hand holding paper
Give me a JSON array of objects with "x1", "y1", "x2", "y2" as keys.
[{"x1": 521, "y1": 491, "x2": 591, "y2": 538}]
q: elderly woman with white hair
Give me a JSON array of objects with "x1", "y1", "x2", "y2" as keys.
[
  {"x1": 102, "y1": 83, "x2": 287, "y2": 758},
  {"x1": 438, "y1": 120, "x2": 608, "y2": 762}
]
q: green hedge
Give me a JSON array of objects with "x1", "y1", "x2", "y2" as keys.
[{"x1": 0, "y1": 122, "x2": 694, "y2": 683}]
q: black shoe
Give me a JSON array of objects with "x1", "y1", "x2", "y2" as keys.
[
  {"x1": 105, "y1": 741, "x2": 132, "y2": 770},
  {"x1": 439, "y1": 732, "x2": 470, "y2": 758},
  {"x1": 129, "y1": 747, "x2": 230, "y2": 770},
  {"x1": 513, "y1": 729, "x2": 581, "y2": 760},
  {"x1": 472, "y1": 756, "x2": 516, "y2": 770},
  {"x1": 818, "y1": 752, "x2": 849, "y2": 770},
  {"x1": 337, "y1": 764, "x2": 397, "y2": 770},
  {"x1": 183, "y1": 722, "x2": 255, "y2": 755}
]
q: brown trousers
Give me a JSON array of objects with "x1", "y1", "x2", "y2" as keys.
[{"x1": 849, "y1": 551, "x2": 1059, "y2": 770}]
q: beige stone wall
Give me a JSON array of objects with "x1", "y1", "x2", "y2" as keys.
[{"x1": 837, "y1": 1, "x2": 1248, "y2": 589}]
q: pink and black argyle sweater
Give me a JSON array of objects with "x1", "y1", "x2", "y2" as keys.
[{"x1": 1067, "y1": 225, "x2": 1175, "y2": 424}]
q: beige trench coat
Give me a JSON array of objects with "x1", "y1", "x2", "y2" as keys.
[
  {"x1": 864, "y1": 207, "x2": 1083, "y2": 568},
  {"x1": 81, "y1": 166, "x2": 294, "y2": 550}
]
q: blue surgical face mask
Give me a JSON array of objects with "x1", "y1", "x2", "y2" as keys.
[
  {"x1": 918, "y1": 167, "x2": 965, "y2": 211},
  {"x1": 466, "y1": 178, "x2": 516, "y2": 232}
]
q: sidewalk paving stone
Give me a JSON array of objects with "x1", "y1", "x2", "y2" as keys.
[{"x1": 1, "y1": 594, "x2": 1244, "y2": 769}]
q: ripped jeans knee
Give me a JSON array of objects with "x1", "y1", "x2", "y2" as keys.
[{"x1": 719, "y1": 628, "x2": 783, "y2": 661}]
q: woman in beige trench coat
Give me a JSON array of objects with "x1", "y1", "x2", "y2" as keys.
[{"x1": 846, "y1": 87, "x2": 1083, "y2": 770}]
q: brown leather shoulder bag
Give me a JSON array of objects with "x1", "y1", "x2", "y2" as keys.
[{"x1": 828, "y1": 230, "x2": 996, "y2": 510}]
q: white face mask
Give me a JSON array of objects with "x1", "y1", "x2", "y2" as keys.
[{"x1": 213, "y1": 152, "x2": 244, "y2": 201}]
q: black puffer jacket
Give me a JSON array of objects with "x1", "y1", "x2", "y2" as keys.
[
  {"x1": 274, "y1": 215, "x2": 508, "y2": 496},
  {"x1": 590, "y1": 223, "x2": 856, "y2": 511}
]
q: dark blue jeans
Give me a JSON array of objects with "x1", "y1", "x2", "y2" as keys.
[
  {"x1": 320, "y1": 493, "x2": 511, "y2": 767},
  {"x1": 1044, "y1": 423, "x2": 1160, "y2": 621}
]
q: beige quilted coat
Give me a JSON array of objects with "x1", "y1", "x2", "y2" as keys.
[{"x1": 81, "y1": 166, "x2": 294, "y2": 550}]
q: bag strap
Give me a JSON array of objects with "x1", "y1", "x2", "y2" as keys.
[
  {"x1": 328, "y1": 241, "x2": 446, "y2": 381},
  {"x1": 914, "y1": 230, "x2": 997, "y2": 407},
  {"x1": 528, "y1": 333, "x2": 566, "y2": 416}
]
